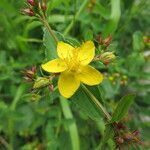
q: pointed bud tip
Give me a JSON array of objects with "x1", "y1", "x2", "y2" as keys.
[
  {"x1": 21, "y1": 8, "x2": 34, "y2": 16},
  {"x1": 27, "y1": 0, "x2": 35, "y2": 6},
  {"x1": 41, "y1": 3, "x2": 47, "y2": 11}
]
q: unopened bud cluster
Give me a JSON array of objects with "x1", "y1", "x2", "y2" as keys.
[
  {"x1": 27, "y1": 0, "x2": 35, "y2": 6},
  {"x1": 94, "y1": 35, "x2": 116, "y2": 65},
  {"x1": 22, "y1": 66, "x2": 54, "y2": 96},
  {"x1": 113, "y1": 122, "x2": 142, "y2": 148},
  {"x1": 96, "y1": 35, "x2": 112, "y2": 46},
  {"x1": 21, "y1": 0, "x2": 47, "y2": 17},
  {"x1": 105, "y1": 73, "x2": 128, "y2": 85},
  {"x1": 22, "y1": 66, "x2": 37, "y2": 82}
]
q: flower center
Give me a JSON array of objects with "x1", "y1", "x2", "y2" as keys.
[{"x1": 64, "y1": 49, "x2": 81, "y2": 73}]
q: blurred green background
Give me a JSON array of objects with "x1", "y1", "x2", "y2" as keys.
[{"x1": 0, "y1": 0, "x2": 149, "y2": 149}]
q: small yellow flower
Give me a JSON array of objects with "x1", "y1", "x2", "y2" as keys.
[{"x1": 42, "y1": 41, "x2": 103, "y2": 98}]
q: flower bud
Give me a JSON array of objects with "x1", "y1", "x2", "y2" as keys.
[
  {"x1": 27, "y1": 0, "x2": 35, "y2": 6},
  {"x1": 96, "y1": 35, "x2": 112, "y2": 46},
  {"x1": 21, "y1": 8, "x2": 34, "y2": 16},
  {"x1": 96, "y1": 35, "x2": 103, "y2": 45},
  {"x1": 33, "y1": 77, "x2": 50, "y2": 89},
  {"x1": 123, "y1": 133, "x2": 133, "y2": 141},
  {"x1": 103, "y1": 36, "x2": 112, "y2": 46},
  {"x1": 116, "y1": 137, "x2": 124, "y2": 144},
  {"x1": 100, "y1": 52, "x2": 116, "y2": 65},
  {"x1": 41, "y1": 2, "x2": 47, "y2": 11},
  {"x1": 48, "y1": 84, "x2": 54, "y2": 92},
  {"x1": 143, "y1": 36, "x2": 150, "y2": 44},
  {"x1": 132, "y1": 130, "x2": 140, "y2": 136},
  {"x1": 31, "y1": 66, "x2": 37, "y2": 73},
  {"x1": 22, "y1": 66, "x2": 37, "y2": 82},
  {"x1": 114, "y1": 122, "x2": 126, "y2": 130}
]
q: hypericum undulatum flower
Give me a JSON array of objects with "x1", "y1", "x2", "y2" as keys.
[{"x1": 42, "y1": 41, "x2": 103, "y2": 98}]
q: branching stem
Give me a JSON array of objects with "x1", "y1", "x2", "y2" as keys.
[
  {"x1": 81, "y1": 85, "x2": 111, "y2": 121},
  {"x1": 37, "y1": 13, "x2": 59, "y2": 44}
]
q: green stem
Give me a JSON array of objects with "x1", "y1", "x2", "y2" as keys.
[
  {"x1": 10, "y1": 84, "x2": 25, "y2": 111},
  {"x1": 0, "y1": 136, "x2": 10, "y2": 149},
  {"x1": 42, "y1": 18, "x2": 59, "y2": 44},
  {"x1": 63, "y1": 0, "x2": 89, "y2": 36},
  {"x1": 60, "y1": 96, "x2": 80, "y2": 150},
  {"x1": 8, "y1": 84, "x2": 25, "y2": 150},
  {"x1": 37, "y1": 13, "x2": 59, "y2": 44},
  {"x1": 81, "y1": 85, "x2": 111, "y2": 121},
  {"x1": 55, "y1": 111, "x2": 62, "y2": 138}
]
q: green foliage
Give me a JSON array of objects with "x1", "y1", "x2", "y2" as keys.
[
  {"x1": 60, "y1": 97, "x2": 80, "y2": 150},
  {"x1": 100, "y1": 124, "x2": 114, "y2": 149},
  {"x1": 43, "y1": 28, "x2": 58, "y2": 60},
  {"x1": 103, "y1": 0, "x2": 121, "y2": 37},
  {"x1": 111, "y1": 94, "x2": 136, "y2": 123},
  {"x1": 133, "y1": 31, "x2": 145, "y2": 51},
  {"x1": 71, "y1": 87, "x2": 102, "y2": 121},
  {"x1": 0, "y1": 0, "x2": 149, "y2": 149}
]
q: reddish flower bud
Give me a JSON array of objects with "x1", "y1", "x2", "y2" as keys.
[
  {"x1": 27, "y1": 0, "x2": 35, "y2": 6},
  {"x1": 48, "y1": 84, "x2": 54, "y2": 92},
  {"x1": 21, "y1": 8, "x2": 34, "y2": 16},
  {"x1": 103, "y1": 35, "x2": 112, "y2": 46},
  {"x1": 114, "y1": 122, "x2": 126, "y2": 130},
  {"x1": 96, "y1": 35, "x2": 103, "y2": 44},
  {"x1": 116, "y1": 137, "x2": 124, "y2": 144},
  {"x1": 96, "y1": 35, "x2": 112, "y2": 46},
  {"x1": 132, "y1": 130, "x2": 140, "y2": 137},
  {"x1": 41, "y1": 3, "x2": 47, "y2": 11},
  {"x1": 31, "y1": 66, "x2": 37, "y2": 73},
  {"x1": 22, "y1": 66, "x2": 37, "y2": 82},
  {"x1": 123, "y1": 133, "x2": 133, "y2": 141}
]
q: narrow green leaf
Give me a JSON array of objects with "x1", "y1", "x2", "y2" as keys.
[
  {"x1": 60, "y1": 96, "x2": 80, "y2": 150},
  {"x1": 0, "y1": 51, "x2": 6, "y2": 65},
  {"x1": 103, "y1": 0, "x2": 121, "y2": 37},
  {"x1": 43, "y1": 28, "x2": 57, "y2": 60},
  {"x1": 71, "y1": 88, "x2": 102, "y2": 121},
  {"x1": 103, "y1": 124, "x2": 114, "y2": 143},
  {"x1": 111, "y1": 94, "x2": 136, "y2": 123},
  {"x1": 24, "y1": 21, "x2": 42, "y2": 37},
  {"x1": 100, "y1": 124, "x2": 114, "y2": 150},
  {"x1": 10, "y1": 84, "x2": 26, "y2": 111},
  {"x1": 95, "y1": 2, "x2": 110, "y2": 19}
]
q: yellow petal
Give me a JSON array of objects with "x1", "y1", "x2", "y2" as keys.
[
  {"x1": 58, "y1": 72, "x2": 80, "y2": 98},
  {"x1": 78, "y1": 41, "x2": 95, "y2": 65},
  {"x1": 57, "y1": 41, "x2": 74, "y2": 59},
  {"x1": 41, "y1": 59, "x2": 67, "y2": 73},
  {"x1": 77, "y1": 65, "x2": 103, "y2": 85}
]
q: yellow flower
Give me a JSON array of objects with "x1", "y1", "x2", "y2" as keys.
[{"x1": 42, "y1": 41, "x2": 103, "y2": 98}]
